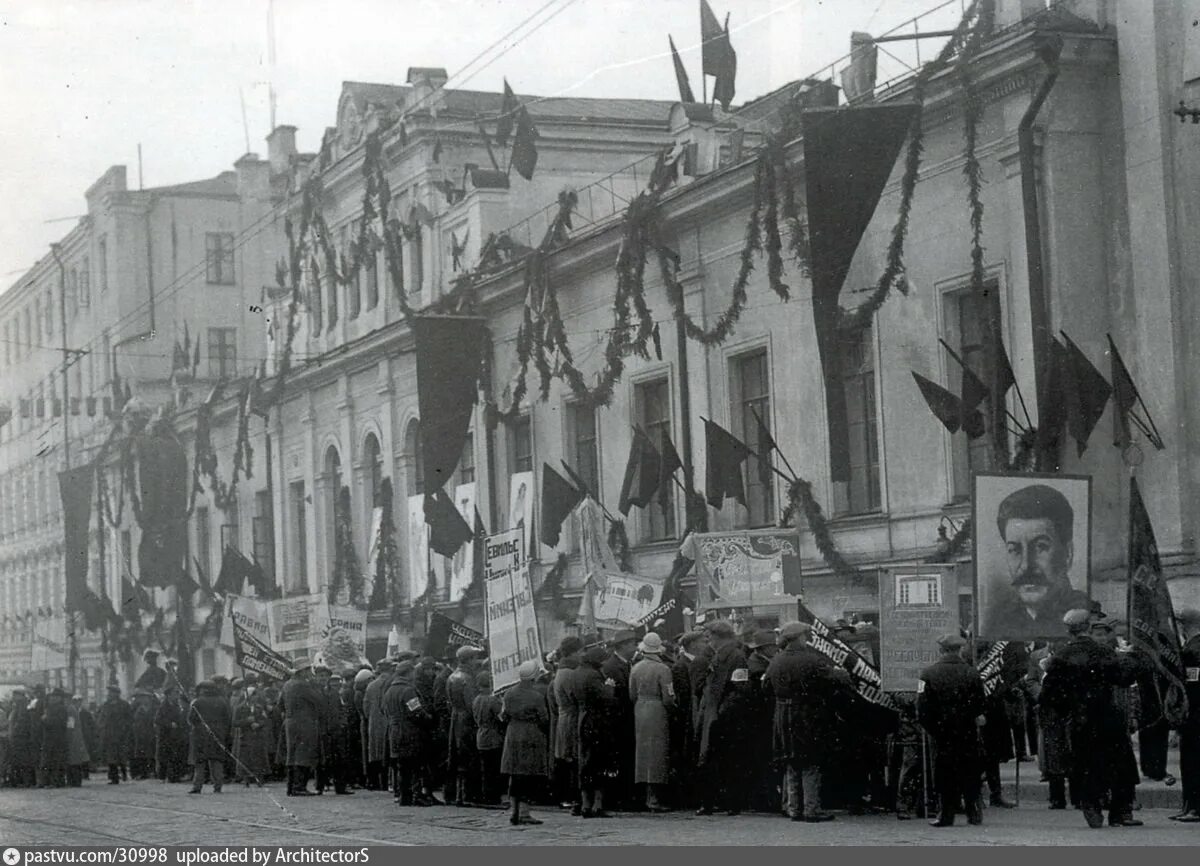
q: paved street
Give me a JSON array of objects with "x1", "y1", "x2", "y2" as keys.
[{"x1": 1, "y1": 780, "x2": 1198, "y2": 846}]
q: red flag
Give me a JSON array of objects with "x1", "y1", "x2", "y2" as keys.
[
  {"x1": 912, "y1": 372, "x2": 962, "y2": 434},
  {"x1": 700, "y1": 3, "x2": 737, "y2": 110},
  {"x1": 510, "y1": 106, "x2": 539, "y2": 181},
  {"x1": 1059, "y1": 332, "x2": 1113, "y2": 457},
  {"x1": 704, "y1": 418, "x2": 751, "y2": 509},
  {"x1": 618, "y1": 427, "x2": 662, "y2": 516}
]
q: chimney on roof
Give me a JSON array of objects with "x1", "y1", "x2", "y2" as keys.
[
  {"x1": 85, "y1": 166, "x2": 127, "y2": 212},
  {"x1": 266, "y1": 125, "x2": 298, "y2": 175},
  {"x1": 406, "y1": 67, "x2": 449, "y2": 114},
  {"x1": 235, "y1": 153, "x2": 270, "y2": 200}
]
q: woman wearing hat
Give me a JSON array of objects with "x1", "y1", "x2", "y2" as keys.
[
  {"x1": 576, "y1": 645, "x2": 617, "y2": 818},
  {"x1": 629, "y1": 633, "x2": 675, "y2": 812},
  {"x1": 500, "y1": 660, "x2": 551, "y2": 825}
]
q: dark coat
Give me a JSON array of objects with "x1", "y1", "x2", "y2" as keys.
[
  {"x1": 39, "y1": 697, "x2": 69, "y2": 769},
  {"x1": 601, "y1": 653, "x2": 635, "y2": 756},
  {"x1": 916, "y1": 655, "x2": 987, "y2": 756},
  {"x1": 233, "y1": 694, "x2": 273, "y2": 778},
  {"x1": 697, "y1": 643, "x2": 752, "y2": 766},
  {"x1": 445, "y1": 668, "x2": 479, "y2": 771},
  {"x1": 575, "y1": 662, "x2": 616, "y2": 782},
  {"x1": 473, "y1": 692, "x2": 506, "y2": 752},
  {"x1": 154, "y1": 698, "x2": 188, "y2": 774},
  {"x1": 131, "y1": 697, "x2": 159, "y2": 762},
  {"x1": 687, "y1": 648, "x2": 713, "y2": 732},
  {"x1": 552, "y1": 660, "x2": 579, "y2": 762},
  {"x1": 188, "y1": 693, "x2": 233, "y2": 763},
  {"x1": 1183, "y1": 635, "x2": 1200, "y2": 730},
  {"x1": 764, "y1": 645, "x2": 847, "y2": 764},
  {"x1": 8, "y1": 701, "x2": 36, "y2": 769},
  {"x1": 97, "y1": 696, "x2": 133, "y2": 765},
  {"x1": 382, "y1": 675, "x2": 431, "y2": 763},
  {"x1": 281, "y1": 676, "x2": 325, "y2": 769},
  {"x1": 983, "y1": 583, "x2": 1090, "y2": 641},
  {"x1": 363, "y1": 672, "x2": 392, "y2": 764},
  {"x1": 500, "y1": 681, "x2": 550, "y2": 777}
]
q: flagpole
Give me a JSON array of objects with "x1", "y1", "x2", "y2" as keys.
[{"x1": 699, "y1": 416, "x2": 797, "y2": 488}]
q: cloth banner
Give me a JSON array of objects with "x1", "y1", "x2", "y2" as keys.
[
  {"x1": 233, "y1": 617, "x2": 293, "y2": 683},
  {"x1": 797, "y1": 600, "x2": 896, "y2": 711},
  {"x1": 802, "y1": 104, "x2": 918, "y2": 482},
  {"x1": 877, "y1": 566, "x2": 959, "y2": 692},
  {"x1": 574, "y1": 497, "x2": 619, "y2": 581},
  {"x1": 688, "y1": 530, "x2": 802, "y2": 609},
  {"x1": 221, "y1": 594, "x2": 272, "y2": 650},
  {"x1": 484, "y1": 527, "x2": 543, "y2": 692},
  {"x1": 268, "y1": 593, "x2": 325, "y2": 654},
  {"x1": 134, "y1": 428, "x2": 189, "y2": 588},
  {"x1": 407, "y1": 494, "x2": 430, "y2": 600},
  {"x1": 426, "y1": 610, "x2": 486, "y2": 660},
  {"x1": 592, "y1": 571, "x2": 664, "y2": 630},
  {"x1": 976, "y1": 640, "x2": 1009, "y2": 697},
  {"x1": 635, "y1": 596, "x2": 677, "y2": 630},
  {"x1": 413, "y1": 315, "x2": 486, "y2": 496},
  {"x1": 32, "y1": 615, "x2": 68, "y2": 670},
  {"x1": 508, "y1": 471, "x2": 535, "y2": 557},
  {"x1": 58, "y1": 464, "x2": 95, "y2": 612},
  {"x1": 446, "y1": 482, "x2": 477, "y2": 602},
  {"x1": 318, "y1": 604, "x2": 368, "y2": 672}
]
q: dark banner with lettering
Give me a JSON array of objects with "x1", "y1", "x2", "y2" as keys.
[
  {"x1": 426, "y1": 610, "x2": 486, "y2": 660},
  {"x1": 798, "y1": 600, "x2": 897, "y2": 711},
  {"x1": 233, "y1": 616, "x2": 293, "y2": 683}
]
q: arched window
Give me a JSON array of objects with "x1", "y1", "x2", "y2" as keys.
[
  {"x1": 324, "y1": 446, "x2": 342, "y2": 580},
  {"x1": 363, "y1": 434, "x2": 382, "y2": 508},
  {"x1": 404, "y1": 420, "x2": 424, "y2": 497}
]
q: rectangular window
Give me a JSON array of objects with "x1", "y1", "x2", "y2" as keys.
[
  {"x1": 834, "y1": 326, "x2": 881, "y2": 515},
  {"x1": 98, "y1": 238, "x2": 108, "y2": 294},
  {"x1": 195, "y1": 507, "x2": 212, "y2": 585},
  {"x1": 636, "y1": 378, "x2": 676, "y2": 540},
  {"x1": 327, "y1": 257, "x2": 339, "y2": 328},
  {"x1": 459, "y1": 432, "x2": 476, "y2": 485},
  {"x1": 253, "y1": 490, "x2": 275, "y2": 583},
  {"x1": 221, "y1": 501, "x2": 240, "y2": 553},
  {"x1": 44, "y1": 293, "x2": 54, "y2": 340},
  {"x1": 731, "y1": 350, "x2": 775, "y2": 527},
  {"x1": 207, "y1": 327, "x2": 237, "y2": 379},
  {"x1": 945, "y1": 283, "x2": 1002, "y2": 500},
  {"x1": 567, "y1": 403, "x2": 600, "y2": 501},
  {"x1": 205, "y1": 232, "x2": 235, "y2": 285},
  {"x1": 510, "y1": 415, "x2": 533, "y2": 474},
  {"x1": 290, "y1": 481, "x2": 308, "y2": 592}
]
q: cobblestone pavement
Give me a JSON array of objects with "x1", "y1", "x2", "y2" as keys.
[{"x1": 1, "y1": 781, "x2": 1199, "y2": 846}]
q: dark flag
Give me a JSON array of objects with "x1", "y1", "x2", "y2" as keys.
[
  {"x1": 510, "y1": 106, "x2": 540, "y2": 181},
  {"x1": 233, "y1": 619, "x2": 293, "y2": 683},
  {"x1": 136, "y1": 426, "x2": 189, "y2": 589},
  {"x1": 714, "y1": 13, "x2": 737, "y2": 110},
  {"x1": 426, "y1": 486, "x2": 473, "y2": 558},
  {"x1": 1060, "y1": 332, "x2": 1113, "y2": 457},
  {"x1": 804, "y1": 103, "x2": 918, "y2": 481},
  {"x1": 495, "y1": 78, "x2": 518, "y2": 148},
  {"x1": 1108, "y1": 334, "x2": 1163, "y2": 450},
  {"x1": 560, "y1": 460, "x2": 594, "y2": 500},
  {"x1": 193, "y1": 555, "x2": 215, "y2": 600},
  {"x1": 121, "y1": 574, "x2": 152, "y2": 621},
  {"x1": 669, "y1": 35, "x2": 696, "y2": 103},
  {"x1": 959, "y1": 362, "x2": 989, "y2": 439},
  {"x1": 59, "y1": 464, "x2": 95, "y2": 613},
  {"x1": 912, "y1": 372, "x2": 962, "y2": 434},
  {"x1": 477, "y1": 121, "x2": 501, "y2": 172},
  {"x1": 215, "y1": 545, "x2": 254, "y2": 596},
  {"x1": 657, "y1": 429, "x2": 683, "y2": 518},
  {"x1": 413, "y1": 315, "x2": 486, "y2": 495},
  {"x1": 426, "y1": 610, "x2": 486, "y2": 661},
  {"x1": 1035, "y1": 337, "x2": 1070, "y2": 468},
  {"x1": 541, "y1": 463, "x2": 583, "y2": 548},
  {"x1": 700, "y1": 1, "x2": 737, "y2": 109},
  {"x1": 704, "y1": 417, "x2": 752, "y2": 509},
  {"x1": 1127, "y1": 476, "x2": 1189, "y2": 726},
  {"x1": 751, "y1": 407, "x2": 777, "y2": 488},
  {"x1": 618, "y1": 426, "x2": 662, "y2": 516}
]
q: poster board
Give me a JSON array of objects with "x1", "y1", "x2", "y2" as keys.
[
  {"x1": 407, "y1": 494, "x2": 430, "y2": 600},
  {"x1": 508, "y1": 471, "x2": 535, "y2": 557},
  {"x1": 318, "y1": 603, "x2": 369, "y2": 671},
  {"x1": 690, "y1": 529, "x2": 802, "y2": 610},
  {"x1": 268, "y1": 592, "x2": 326, "y2": 654},
  {"x1": 31, "y1": 615, "x2": 68, "y2": 671},
  {"x1": 447, "y1": 482, "x2": 476, "y2": 602},
  {"x1": 592, "y1": 571, "x2": 664, "y2": 630},
  {"x1": 973, "y1": 471, "x2": 1091, "y2": 641},
  {"x1": 222, "y1": 595, "x2": 272, "y2": 650},
  {"x1": 877, "y1": 565, "x2": 958, "y2": 692},
  {"x1": 483, "y1": 527, "x2": 543, "y2": 693}
]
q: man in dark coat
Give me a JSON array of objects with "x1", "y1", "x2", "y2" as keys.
[
  {"x1": 154, "y1": 686, "x2": 189, "y2": 783},
  {"x1": 8, "y1": 689, "x2": 36, "y2": 787},
  {"x1": 321, "y1": 670, "x2": 354, "y2": 795},
  {"x1": 552, "y1": 636, "x2": 583, "y2": 812},
  {"x1": 764, "y1": 621, "x2": 850, "y2": 822},
  {"x1": 281, "y1": 661, "x2": 326, "y2": 796},
  {"x1": 38, "y1": 688, "x2": 69, "y2": 788},
  {"x1": 188, "y1": 680, "x2": 232, "y2": 793},
  {"x1": 1041, "y1": 609, "x2": 1141, "y2": 828},
  {"x1": 600, "y1": 630, "x2": 638, "y2": 810},
  {"x1": 135, "y1": 649, "x2": 168, "y2": 693},
  {"x1": 669, "y1": 632, "x2": 704, "y2": 808},
  {"x1": 445, "y1": 646, "x2": 481, "y2": 805},
  {"x1": 1172, "y1": 608, "x2": 1200, "y2": 822},
  {"x1": 431, "y1": 655, "x2": 453, "y2": 795},
  {"x1": 575, "y1": 645, "x2": 617, "y2": 817},
  {"x1": 916, "y1": 633, "x2": 987, "y2": 827},
  {"x1": 745, "y1": 629, "x2": 780, "y2": 813},
  {"x1": 363, "y1": 660, "x2": 392, "y2": 791},
  {"x1": 383, "y1": 659, "x2": 434, "y2": 806},
  {"x1": 977, "y1": 640, "x2": 1023, "y2": 809},
  {"x1": 78, "y1": 698, "x2": 97, "y2": 780},
  {"x1": 130, "y1": 690, "x2": 159, "y2": 779},
  {"x1": 97, "y1": 685, "x2": 133, "y2": 785},
  {"x1": 695, "y1": 620, "x2": 753, "y2": 816},
  {"x1": 338, "y1": 670, "x2": 363, "y2": 790}
]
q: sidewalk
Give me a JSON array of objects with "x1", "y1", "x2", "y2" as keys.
[{"x1": 997, "y1": 746, "x2": 1185, "y2": 810}]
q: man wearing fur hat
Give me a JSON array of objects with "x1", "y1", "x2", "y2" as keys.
[
  {"x1": 695, "y1": 620, "x2": 753, "y2": 816},
  {"x1": 1171, "y1": 608, "x2": 1200, "y2": 822},
  {"x1": 135, "y1": 648, "x2": 168, "y2": 693}
]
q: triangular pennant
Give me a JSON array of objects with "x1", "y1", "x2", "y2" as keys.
[{"x1": 1059, "y1": 332, "x2": 1113, "y2": 457}]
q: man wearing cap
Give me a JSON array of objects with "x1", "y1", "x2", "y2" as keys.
[
  {"x1": 446, "y1": 646, "x2": 482, "y2": 806},
  {"x1": 552, "y1": 636, "x2": 584, "y2": 814},
  {"x1": 363, "y1": 659, "x2": 393, "y2": 791},
  {"x1": 601, "y1": 630, "x2": 639, "y2": 810},
  {"x1": 233, "y1": 675, "x2": 272, "y2": 787},
  {"x1": 765, "y1": 622, "x2": 849, "y2": 822},
  {"x1": 187, "y1": 680, "x2": 232, "y2": 794},
  {"x1": 382, "y1": 658, "x2": 433, "y2": 806},
  {"x1": 982, "y1": 484, "x2": 1090, "y2": 640},
  {"x1": 695, "y1": 620, "x2": 754, "y2": 816},
  {"x1": 98, "y1": 685, "x2": 133, "y2": 785},
  {"x1": 916, "y1": 633, "x2": 987, "y2": 827},
  {"x1": 281, "y1": 659, "x2": 325, "y2": 796},
  {"x1": 1041, "y1": 609, "x2": 1141, "y2": 827},
  {"x1": 669, "y1": 631, "x2": 705, "y2": 807},
  {"x1": 1171, "y1": 608, "x2": 1200, "y2": 822},
  {"x1": 744, "y1": 629, "x2": 780, "y2": 813}
]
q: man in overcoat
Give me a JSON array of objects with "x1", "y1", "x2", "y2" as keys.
[
  {"x1": 695, "y1": 620, "x2": 753, "y2": 816},
  {"x1": 1172, "y1": 608, "x2": 1200, "y2": 822},
  {"x1": 281, "y1": 660, "x2": 326, "y2": 796},
  {"x1": 188, "y1": 680, "x2": 233, "y2": 793},
  {"x1": 600, "y1": 630, "x2": 638, "y2": 810},
  {"x1": 552, "y1": 636, "x2": 583, "y2": 813},
  {"x1": 362, "y1": 659, "x2": 393, "y2": 791},
  {"x1": 155, "y1": 686, "x2": 189, "y2": 783},
  {"x1": 382, "y1": 659, "x2": 433, "y2": 806},
  {"x1": 669, "y1": 631, "x2": 704, "y2": 807},
  {"x1": 97, "y1": 685, "x2": 133, "y2": 785},
  {"x1": 763, "y1": 621, "x2": 849, "y2": 822},
  {"x1": 445, "y1": 646, "x2": 481, "y2": 805},
  {"x1": 916, "y1": 633, "x2": 987, "y2": 827}
]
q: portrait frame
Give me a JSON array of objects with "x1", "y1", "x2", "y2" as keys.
[{"x1": 972, "y1": 471, "x2": 1092, "y2": 641}]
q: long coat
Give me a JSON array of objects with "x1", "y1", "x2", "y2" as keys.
[
  {"x1": 600, "y1": 653, "x2": 635, "y2": 774},
  {"x1": 629, "y1": 656, "x2": 675, "y2": 784},
  {"x1": 382, "y1": 675, "x2": 430, "y2": 763},
  {"x1": 697, "y1": 643, "x2": 752, "y2": 766},
  {"x1": 97, "y1": 696, "x2": 133, "y2": 765},
  {"x1": 575, "y1": 662, "x2": 617, "y2": 784},
  {"x1": 131, "y1": 697, "x2": 159, "y2": 764},
  {"x1": 473, "y1": 692, "x2": 506, "y2": 752},
  {"x1": 65, "y1": 702, "x2": 90, "y2": 766},
  {"x1": 763, "y1": 645, "x2": 847, "y2": 765},
  {"x1": 363, "y1": 673, "x2": 391, "y2": 764},
  {"x1": 552, "y1": 660, "x2": 579, "y2": 762},
  {"x1": 39, "y1": 697, "x2": 69, "y2": 772},
  {"x1": 154, "y1": 698, "x2": 188, "y2": 777},
  {"x1": 188, "y1": 693, "x2": 232, "y2": 763},
  {"x1": 281, "y1": 677, "x2": 325, "y2": 769},
  {"x1": 8, "y1": 701, "x2": 36, "y2": 770},
  {"x1": 916, "y1": 656, "x2": 987, "y2": 756},
  {"x1": 500, "y1": 681, "x2": 550, "y2": 778},
  {"x1": 233, "y1": 694, "x2": 273, "y2": 779},
  {"x1": 445, "y1": 668, "x2": 479, "y2": 772}
]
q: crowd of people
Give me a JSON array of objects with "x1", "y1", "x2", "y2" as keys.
[{"x1": 1, "y1": 605, "x2": 1198, "y2": 833}]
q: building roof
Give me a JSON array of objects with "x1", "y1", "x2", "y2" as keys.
[{"x1": 143, "y1": 171, "x2": 238, "y2": 198}]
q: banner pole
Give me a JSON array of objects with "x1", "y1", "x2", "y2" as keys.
[
  {"x1": 921, "y1": 731, "x2": 929, "y2": 819},
  {"x1": 1014, "y1": 749, "x2": 1021, "y2": 807}
]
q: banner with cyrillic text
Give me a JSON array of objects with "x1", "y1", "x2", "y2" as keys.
[
  {"x1": 484, "y1": 527, "x2": 543, "y2": 693},
  {"x1": 878, "y1": 565, "x2": 958, "y2": 692}
]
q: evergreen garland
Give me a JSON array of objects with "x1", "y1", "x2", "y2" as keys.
[
  {"x1": 329, "y1": 485, "x2": 366, "y2": 607},
  {"x1": 779, "y1": 476, "x2": 862, "y2": 583},
  {"x1": 371, "y1": 478, "x2": 402, "y2": 612}
]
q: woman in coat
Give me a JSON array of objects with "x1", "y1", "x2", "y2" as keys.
[
  {"x1": 629, "y1": 633, "x2": 675, "y2": 811},
  {"x1": 472, "y1": 671, "x2": 505, "y2": 805},
  {"x1": 154, "y1": 687, "x2": 189, "y2": 783},
  {"x1": 575, "y1": 645, "x2": 617, "y2": 818},
  {"x1": 233, "y1": 686, "x2": 272, "y2": 786},
  {"x1": 65, "y1": 695, "x2": 90, "y2": 787},
  {"x1": 501, "y1": 660, "x2": 550, "y2": 826}
]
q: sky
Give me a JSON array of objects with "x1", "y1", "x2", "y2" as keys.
[{"x1": 0, "y1": 0, "x2": 966, "y2": 287}]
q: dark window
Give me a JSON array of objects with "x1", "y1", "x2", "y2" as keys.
[
  {"x1": 406, "y1": 421, "x2": 424, "y2": 497},
  {"x1": 327, "y1": 256, "x2": 339, "y2": 328},
  {"x1": 834, "y1": 326, "x2": 881, "y2": 515},
  {"x1": 290, "y1": 481, "x2": 308, "y2": 592},
  {"x1": 732, "y1": 350, "x2": 775, "y2": 527},
  {"x1": 459, "y1": 432, "x2": 476, "y2": 485},
  {"x1": 947, "y1": 283, "x2": 1003, "y2": 500},
  {"x1": 308, "y1": 258, "x2": 323, "y2": 333},
  {"x1": 253, "y1": 490, "x2": 275, "y2": 583},
  {"x1": 98, "y1": 238, "x2": 108, "y2": 293},
  {"x1": 567, "y1": 403, "x2": 600, "y2": 501},
  {"x1": 207, "y1": 328, "x2": 237, "y2": 379},
  {"x1": 363, "y1": 434, "x2": 383, "y2": 506},
  {"x1": 79, "y1": 257, "x2": 90, "y2": 306},
  {"x1": 222, "y1": 500, "x2": 240, "y2": 552},
  {"x1": 324, "y1": 447, "x2": 342, "y2": 580},
  {"x1": 205, "y1": 233, "x2": 235, "y2": 284},
  {"x1": 510, "y1": 416, "x2": 533, "y2": 474},
  {"x1": 636, "y1": 378, "x2": 676, "y2": 540},
  {"x1": 409, "y1": 232, "x2": 423, "y2": 296}
]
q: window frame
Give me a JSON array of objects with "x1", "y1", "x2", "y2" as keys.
[
  {"x1": 207, "y1": 327, "x2": 237, "y2": 379},
  {"x1": 634, "y1": 374, "x2": 677, "y2": 542},
  {"x1": 832, "y1": 324, "x2": 882, "y2": 517},
  {"x1": 566, "y1": 401, "x2": 600, "y2": 503},
  {"x1": 728, "y1": 346, "x2": 776, "y2": 528},
  {"x1": 205, "y1": 232, "x2": 236, "y2": 285}
]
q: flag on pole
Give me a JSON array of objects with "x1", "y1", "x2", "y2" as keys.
[
  {"x1": 510, "y1": 107, "x2": 540, "y2": 181},
  {"x1": 669, "y1": 35, "x2": 696, "y2": 103},
  {"x1": 495, "y1": 78, "x2": 518, "y2": 147},
  {"x1": 751, "y1": 407, "x2": 777, "y2": 488},
  {"x1": 1127, "y1": 476, "x2": 1189, "y2": 727},
  {"x1": 700, "y1": 1, "x2": 737, "y2": 109},
  {"x1": 703, "y1": 418, "x2": 751, "y2": 509},
  {"x1": 541, "y1": 463, "x2": 583, "y2": 549},
  {"x1": 658, "y1": 430, "x2": 683, "y2": 516},
  {"x1": 1059, "y1": 332, "x2": 1113, "y2": 457},
  {"x1": 1108, "y1": 334, "x2": 1163, "y2": 450},
  {"x1": 618, "y1": 427, "x2": 662, "y2": 516},
  {"x1": 912, "y1": 372, "x2": 962, "y2": 434}
]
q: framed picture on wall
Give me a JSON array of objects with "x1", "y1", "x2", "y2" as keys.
[{"x1": 973, "y1": 471, "x2": 1092, "y2": 641}]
